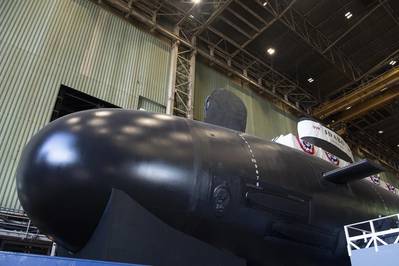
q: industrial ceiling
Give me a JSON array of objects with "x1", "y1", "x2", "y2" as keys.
[{"x1": 93, "y1": 0, "x2": 399, "y2": 172}]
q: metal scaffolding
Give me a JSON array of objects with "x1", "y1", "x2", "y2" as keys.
[
  {"x1": 167, "y1": 33, "x2": 196, "y2": 118},
  {"x1": 0, "y1": 208, "x2": 52, "y2": 254}
]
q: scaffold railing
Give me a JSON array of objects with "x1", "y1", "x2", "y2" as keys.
[
  {"x1": 344, "y1": 214, "x2": 399, "y2": 256},
  {"x1": 0, "y1": 207, "x2": 51, "y2": 243}
]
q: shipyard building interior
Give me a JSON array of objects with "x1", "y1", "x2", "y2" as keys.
[{"x1": 0, "y1": 0, "x2": 399, "y2": 266}]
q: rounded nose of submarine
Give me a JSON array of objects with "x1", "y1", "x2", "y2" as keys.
[
  {"x1": 16, "y1": 110, "x2": 116, "y2": 251},
  {"x1": 16, "y1": 109, "x2": 197, "y2": 252}
]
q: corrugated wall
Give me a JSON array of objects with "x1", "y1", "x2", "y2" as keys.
[
  {"x1": 138, "y1": 96, "x2": 167, "y2": 113},
  {"x1": 194, "y1": 61, "x2": 298, "y2": 140},
  {"x1": 0, "y1": 0, "x2": 171, "y2": 210}
]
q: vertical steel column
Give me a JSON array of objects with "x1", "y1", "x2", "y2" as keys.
[
  {"x1": 186, "y1": 38, "x2": 196, "y2": 119},
  {"x1": 166, "y1": 28, "x2": 179, "y2": 115},
  {"x1": 50, "y1": 242, "x2": 57, "y2": 256},
  {"x1": 167, "y1": 29, "x2": 196, "y2": 118}
]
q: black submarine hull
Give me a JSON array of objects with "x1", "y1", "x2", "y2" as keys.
[{"x1": 16, "y1": 109, "x2": 399, "y2": 265}]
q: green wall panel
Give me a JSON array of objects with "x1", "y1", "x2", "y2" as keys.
[
  {"x1": 0, "y1": 0, "x2": 171, "y2": 210},
  {"x1": 194, "y1": 61, "x2": 298, "y2": 140}
]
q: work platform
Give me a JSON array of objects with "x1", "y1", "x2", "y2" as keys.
[
  {"x1": 344, "y1": 213, "x2": 399, "y2": 266},
  {"x1": 0, "y1": 251, "x2": 143, "y2": 266},
  {"x1": 0, "y1": 208, "x2": 52, "y2": 254}
]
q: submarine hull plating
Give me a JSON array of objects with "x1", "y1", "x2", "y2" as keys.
[{"x1": 16, "y1": 109, "x2": 399, "y2": 265}]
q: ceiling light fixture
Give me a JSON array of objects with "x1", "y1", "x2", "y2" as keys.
[
  {"x1": 263, "y1": 1, "x2": 268, "y2": 6},
  {"x1": 389, "y1": 60, "x2": 397, "y2": 66},
  {"x1": 307, "y1": 77, "x2": 314, "y2": 83},
  {"x1": 345, "y1": 11, "x2": 353, "y2": 19},
  {"x1": 267, "y1": 47, "x2": 275, "y2": 55},
  {"x1": 192, "y1": 0, "x2": 201, "y2": 4},
  {"x1": 378, "y1": 130, "x2": 384, "y2": 134},
  {"x1": 346, "y1": 106, "x2": 352, "y2": 110},
  {"x1": 189, "y1": 14, "x2": 194, "y2": 19}
]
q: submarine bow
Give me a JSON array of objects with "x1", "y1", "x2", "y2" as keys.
[{"x1": 17, "y1": 109, "x2": 198, "y2": 251}]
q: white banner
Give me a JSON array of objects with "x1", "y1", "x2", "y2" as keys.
[
  {"x1": 273, "y1": 133, "x2": 350, "y2": 167},
  {"x1": 297, "y1": 119, "x2": 354, "y2": 162},
  {"x1": 273, "y1": 134, "x2": 398, "y2": 194}
]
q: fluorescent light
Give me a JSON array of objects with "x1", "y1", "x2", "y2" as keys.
[
  {"x1": 267, "y1": 47, "x2": 275, "y2": 55},
  {"x1": 378, "y1": 130, "x2": 384, "y2": 134},
  {"x1": 346, "y1": 106, "x2": 352, "y2": 110},
  {"x1": 389, "y1": 60, "x2": 397, "y2": 65},
  {"x1": 345, "y1": 12, "x2": 353, "y2": 19},
  {"x1": 307, "y1": 77, "x2": 314, "y2": 83},
  {"x1": 263, "y1": 1, "x2": 268, "y2": 6},
  {"x1": 192, "y1": 0, "x2": 201, "y2": 4}
]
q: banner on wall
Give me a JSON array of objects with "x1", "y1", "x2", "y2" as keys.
[{"x1": 297, "y1": 118, "x2": 354, "y2": 163}]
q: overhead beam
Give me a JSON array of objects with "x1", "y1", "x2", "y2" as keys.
[
  {"x1": 381, "y1": 0, "x2": 399, "y2": 27},
  {"x1": 218, "y1": 16, "x2": 253, "y2": 39},
  {"x1": 194, "y1": 0, "x2": 234, "y2": 36},
  {"x1": 176, "y1": 4, "x2": 197, "y2": 26},
  {"x1": 361, "y1": 111, "x2": 399, "y2": 131},
  {"x1": 347, "y1": 124, "x2": 399, "y2": 171},
  {"x1": 313, "y1": 67, "x2": 399, "y2": 119},
  {"x1": 258, "y1": 0, "x2": 362, "y2": 81},
  {"x1": 327, "y1": 48, "x2": 399, "y2": 98},
  {"x1": 225, "y1": 7, "x2": 260, "y2": 32},
  {"x1": 230, "y1": 0, "x2": 296, "y2": 57},
  {"x1": 322, "y1": 0, "x2": 387, "y2": 54},
  {"x1": 350, "y1": 138, "x2": 398, "y2": 172},
  {"x1": 233, "y1": 0, "x2": 265, "y2": 24},
  {"x1": 331, "y1": 87, "x2": 399, "y2": 125}
]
